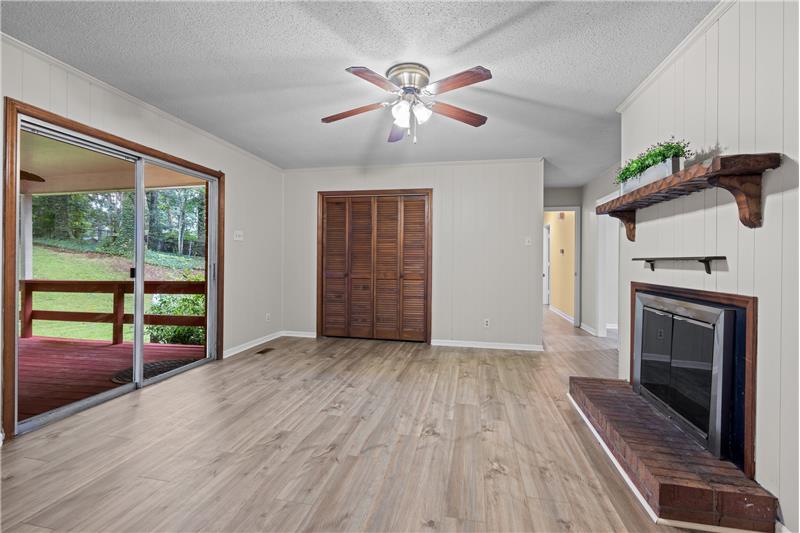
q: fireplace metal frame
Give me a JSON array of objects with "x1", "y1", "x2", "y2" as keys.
[{"x1": 633, "y1": 291, "x2": 735, "y2": 457}]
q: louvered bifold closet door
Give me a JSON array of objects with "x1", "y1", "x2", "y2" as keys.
[
  {"x1": 348, "y1": 197, "x2": 374, "y2": 338},
  {"x1": 400, "y1": 195, "x2": 428, "y2": 341},
  {"x1": 374, "y1": 196, "x2": 401, "y2": 340},
  {"x1": 322, "y1": 197, "x2": 348, "y2": 336}
]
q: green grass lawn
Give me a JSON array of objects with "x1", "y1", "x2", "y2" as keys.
[{"x1": 29, "y1": 245, "x2": 203, "y2": 342}]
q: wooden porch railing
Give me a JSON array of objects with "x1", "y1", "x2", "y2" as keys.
[{"x1": 19, "y1": 280, "x2": 206, "y2": 344}]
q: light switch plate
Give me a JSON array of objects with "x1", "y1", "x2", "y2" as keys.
[
  {"x1": 233, "y1": 230, "x2": 245, "y2": 241},
  {"x1": 524, "y1": 236, "x2": 532, "y2": 246}
]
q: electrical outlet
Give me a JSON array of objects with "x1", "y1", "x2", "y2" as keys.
[
  {"x1": 483, "y1": 318, "x2": 490, "y2": 328},
  {"x1": 265, "y1": 312, "x2": 271, "y2": 323},
  {"x1": 233, "y1": 230, "x2": 245, "y2": 241}
]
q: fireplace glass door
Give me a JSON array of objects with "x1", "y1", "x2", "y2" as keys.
[
  {"x1": 670, "y1": 316, "x2": 715, "y2": 434},
  {"x1": 640, "y1": 306, "x2": 715, "y2": 438}
]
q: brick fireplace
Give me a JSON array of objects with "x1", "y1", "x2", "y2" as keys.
[{"x1": 569, "y1": 283, "x2": 777, "y2": 532}]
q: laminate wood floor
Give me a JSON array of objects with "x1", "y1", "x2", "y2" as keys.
[{"x1": 1, "y1": 309, "x2": 677, "y2": 532}]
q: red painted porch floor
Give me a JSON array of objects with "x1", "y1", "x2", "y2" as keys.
[{"x1": 18, "y1": 336, "x2": 205, "y2": 420}]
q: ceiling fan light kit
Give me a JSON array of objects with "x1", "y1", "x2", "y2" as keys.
[{"x1": 321, "y1": 62, "x2": 492, "y2": 144}]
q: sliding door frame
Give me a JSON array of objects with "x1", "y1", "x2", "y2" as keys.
[
  {"x1": 316, "y1": 188, "x2": 433, "y2": 343},
  {"x1": 2, "y1": 98, "x2": 226, "y2": 439}
]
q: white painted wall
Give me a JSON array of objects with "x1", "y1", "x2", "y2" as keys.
[
  {"x1": 616, "y1": 2, "x2": 798, "y2": 529},
  {"x1": 0, "y1": 35, "x2": 285, "y2": 356},
  {"x1": 580, "y1": 167, "x2": 619, "y2": 336},
  {"x1": 544, "y1": 186, "x2": 582, "y2": 207},
  {"x1": 283, "y1": 159, "x2": 545, "y2": 348}
]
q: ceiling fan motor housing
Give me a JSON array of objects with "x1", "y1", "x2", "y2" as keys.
[{"x1": 386, "y1": 63, "x2": 430, "y2": 93}]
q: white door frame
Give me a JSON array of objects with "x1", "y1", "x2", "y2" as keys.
[
  {"x1": 595, "y1": 191, "x2": 620, "y2": 339},
  {"x1": 544, "y1": 206, "x2": 581, "y2": 328},
  {"x1": 543, "y1": 224, "x2": 551, "y2": 305}
]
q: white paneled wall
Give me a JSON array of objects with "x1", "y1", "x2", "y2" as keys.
[
  {"x1": 1, "y1": 36, "x2": 285, "y2": 355},
  {"x1": 616, "y1": 2, "x2": 798, "y2": 529},
  {"x1": 283, "y1": 160, "x2": 544, "y2": 348}
]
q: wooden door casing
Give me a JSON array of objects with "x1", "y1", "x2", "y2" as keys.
[{"x1": 317, "y1": 189, "x2": 431, "y2": 343}]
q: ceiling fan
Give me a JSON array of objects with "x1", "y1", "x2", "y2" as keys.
[
  {"x1": 321, "y1": 63, "x2": 492, "y2": 143},
  {"x1": 21, "y1": 170, "x2": 45, "y2": 182}
]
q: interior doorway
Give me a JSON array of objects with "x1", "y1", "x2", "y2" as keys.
[
  {"x1": 3, "y1": 99, "x2": 224, "y2": 438},
  {"x1": 543, "y1": 207, "x2": 580, "y2": 327}
]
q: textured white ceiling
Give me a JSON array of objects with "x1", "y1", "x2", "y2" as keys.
[{"x1": 1, "y1": 1, "x2": 715, "y2": 186}]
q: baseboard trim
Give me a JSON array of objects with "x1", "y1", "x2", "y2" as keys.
[
  {"x1": 225, "y1": 332, "x2": 543, "y2": 356},
  {"x1": 548, "y1": 305, "x2": 574, "y2": 324},
  {"x1": 281, "y1": 331, "x2": 317, "y2": 338},
  {"x1": 606, "y1": 323, "x2": 618, "y2": 330},
  {"x1": 568, "y1": 393, "x2": 773, "y2": 533},
  {"x1": 580, "y1": 323, "x2": 597, "y2": 336},
  {"x1": 223, "y1": 331, "x2": 284, "y2": 358},
  {"x1": 431, "y1": 339, "x2": 544, "y2": 352},
  {"x1": 223, "y1": 330, "x2": 316, "y2": 358}
]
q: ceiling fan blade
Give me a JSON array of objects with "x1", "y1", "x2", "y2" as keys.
[
  {"x1": 20, "y1": 170, "x2": 45, "y2": 183},
  {"x1": 346, "y1": 66, "x2": 400, "y2": 93},
  {"x1": 387, "y1": 123, "x2": 406, "y2": 143},
  {"x1": 431, "y1": 102, "x2": 488, "y2": 127},
  {"x1": 321, "y1": 102, "x2": 385, "y2": 123},
  {"x1": 422, "y1": 66, "x2": 492, "y2": 96}
]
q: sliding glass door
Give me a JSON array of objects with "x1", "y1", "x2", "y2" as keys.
[
  {"x1": 139, "y1": 162, "x2": 216, "y2": 384},
  {"x1": 14, "y1": 118, "x2": 219, "y2": 434},
  {"x1": 16, "y1": 128, "x2": 139, "y2": 424}
]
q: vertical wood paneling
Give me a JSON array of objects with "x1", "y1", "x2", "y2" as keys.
[
  {"x1": 66, "y1": 72, "x2": 92, "y2": 124},
  {"x1": 2, "y1": 43, "x2": 23, "y2": 100},
  {"x1": 739, "y1": 0, "x2": 757, "y2": 153},
  {"x1": 778, "y1": 4, "x2": 799, "y2": 522},
  {"x1": 21, "y1": 52, "x2": 50, "y2": 109},
  {"x1": 716, "y1": 4, "x2": 740, "y2": 294},
  {"x1": 49, "y1": 66, "x2": 67, "y2": 116},
  {"x1": 752, "y1": 0, "x2": 784, "y2": 497},
  {"x1": 618, "y1": 3, "x2": 797, "y2": 527},
  {"x1": 703, "y1": 24, "x2": 720, "y2": 292}
]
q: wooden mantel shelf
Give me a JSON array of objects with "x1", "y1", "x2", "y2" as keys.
[{"x1": 596, "y1": 153, "x2": 781, "y2": 241}]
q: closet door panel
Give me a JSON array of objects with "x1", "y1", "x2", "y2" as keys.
[
  {"x1": 348, "y1": 197, "x2": 374, "y2": 338},
  {"x1": 374, "y1": 196, "x2": 401, "y2": 339},
  {"x1": 322, "y1": 197, "x2": 348, "y2": 336},
  {"x1": 400, "y1": 195, "x2": 428, "y2": 341}
]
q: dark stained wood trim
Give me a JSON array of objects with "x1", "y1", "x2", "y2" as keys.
[
  {"x1": 317, "y1": 189, "x2": 433, "y2": 343},
  {"x1": 318, "y1": 188, "x2": 434, "y2": 198},
  {"x1": 629, "y1": 282, "x2": 758, "y2": 479},
  {"x1": 3, "y1": 99, "x2": 20, "y2": 439},
  {"x1": 316, "y1": 194, "x2": 324, "y2": 337},
  {"x1": 425, "y1": 192, "x2": 432, "y2": 343},
  {"x1": 598, "y1": 153, "x2": 781, "y2": 241},
  {"x1": 216, "y1": 174, "x2": 225, "y2": 361},
  {"x1": 2, "y1": 98, "x2": 226, "y2": 438}
]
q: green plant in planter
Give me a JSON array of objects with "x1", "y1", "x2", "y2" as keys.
[{"x1": 615, "y1": 137, "x2": 694, "y2": 184}]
